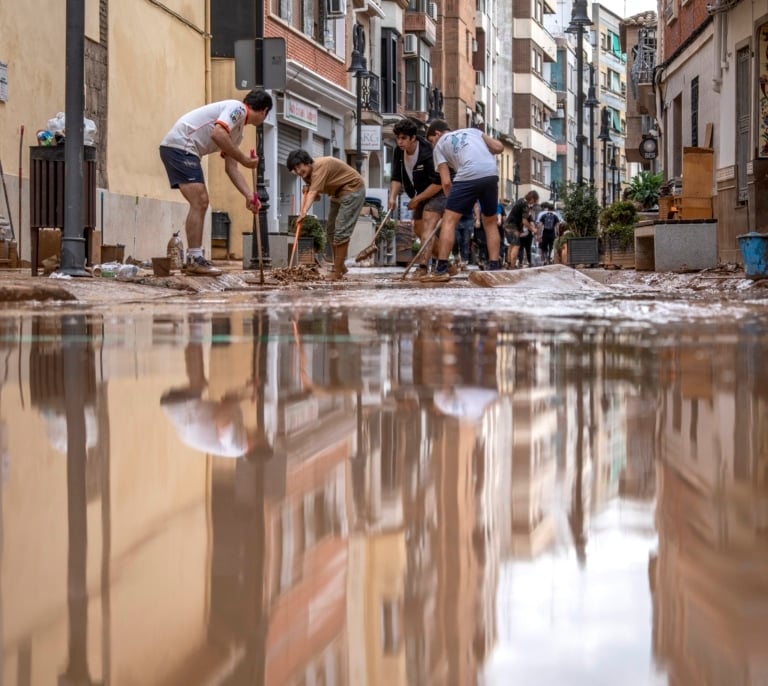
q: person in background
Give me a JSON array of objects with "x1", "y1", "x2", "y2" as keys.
[
  {"x1": 287, "y1": 149, "x2": 366, "y2": 281},
  {"x1": 506, "y1": 190, "x2": 539, "y2": 268},
  {"x1": 536, "y1": 202, "x2": 561, "y2": 265},
  {"x1": 421, "y1": 120, "x2": 505, "y2": 282},
  {"x1": 160, "y1": 89, "x2": 273, "y2": 276}
]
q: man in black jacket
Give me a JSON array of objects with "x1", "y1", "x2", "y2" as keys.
[{"x1": 388, "y1": 120, "x2": 446, "y2": 278}]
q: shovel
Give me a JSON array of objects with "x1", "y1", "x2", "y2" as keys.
[
  {"x1": 400, "y1": 218, "x2": 443, "y2": 280},
  {"x1": 355, "y1": 208, "x2": 393, "y2": 263}
]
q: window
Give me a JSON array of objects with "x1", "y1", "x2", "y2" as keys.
[
  {"x1": 381, "y1": 30, "x2": 399, "y2": 113},
  {"x1": 272, "y1": 0, "x2": 327, "y2": 45},
  {"x1": 405, "y1": 56, "x2": 430, "y2": 111},
  {"x1": 533, "y1": 0, "x2": 543, "y2": 23}
]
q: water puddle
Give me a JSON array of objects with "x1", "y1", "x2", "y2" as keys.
[{"x1": 0, "y1": 304, "x2": 766, "y2": 685}]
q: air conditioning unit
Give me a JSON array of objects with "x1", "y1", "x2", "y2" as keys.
[
  {"x1": 428, "y1": 2, "x2": 438, "y2": 19},
  {"x1": 326, "y1": 0, "x2": 346, "y2": 17},
  {"x1": 403, "y1": 33, "x2": 418, "y2": 56}
]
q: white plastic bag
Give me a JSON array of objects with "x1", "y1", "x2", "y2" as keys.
[{"x1": 46, "y1": 113, "x2": 98, "y2": 145}]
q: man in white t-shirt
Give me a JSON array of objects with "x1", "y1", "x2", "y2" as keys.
[
  {"x1": 159, "y1": 89, "x2": 272, "y2": 275},
  {"x1": 422, "y1": 120, "x2": 504, "y2": 282}
]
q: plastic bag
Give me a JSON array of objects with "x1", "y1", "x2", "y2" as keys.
[{"x1": 46, "y1": 113, "x2": 98, "y2": 145}]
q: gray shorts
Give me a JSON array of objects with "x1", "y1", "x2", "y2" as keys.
[{"x1": 328, "y1": 187, "x2": 366, "y2": 245}]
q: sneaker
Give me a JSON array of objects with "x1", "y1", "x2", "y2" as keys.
[
  {"x1": 407, "y1": 265, "x2": 429, "y2": 280},
  {"x1": 183, "y1": 256, "x2": 222, "y2": 276},
  {"x1": 419, "y1": 270, "x2": 450, "y2": 283}
]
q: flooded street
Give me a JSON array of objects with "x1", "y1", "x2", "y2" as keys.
[{"x1": 0, "y1": 274, "x2": 766, "y2": 685}]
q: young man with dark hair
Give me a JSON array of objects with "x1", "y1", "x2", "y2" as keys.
[
  {"x1": 160, "y1": 89, "x2": 273, "y2": 276},
  {"x1": 388, "y1": 119, "x2": 446, "y2": 278},
  {"x1": 287, "y1": 149, "x2": 366, "y2": 281},
  {"x1": 422, "y1": 119, "x2": 504, "y2": 282}
]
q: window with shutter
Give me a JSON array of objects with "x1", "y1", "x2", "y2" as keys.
[{"x1": 736, "y1": 46, "x2": 750, "y2": 204}]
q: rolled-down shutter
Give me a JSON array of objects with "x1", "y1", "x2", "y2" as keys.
[
  {"x1": 312, "y1": 135, "x2": 327, "y2": 158},
  {"x1": 277, "y1": 125, "x2": 302, "y2": 165}
]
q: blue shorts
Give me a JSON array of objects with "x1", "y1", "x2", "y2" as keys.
[
  {"x1": 160, "y1": 146, "x2": 205, "y2": 187},
  {"x1": 445, "y1": 175, "x2": 498, "y2": 218}
]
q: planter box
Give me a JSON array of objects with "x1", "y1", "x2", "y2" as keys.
[
  {"x1": 566, "y1": 236, "x2": 599, "y2": 266},
  {"x1": 604, "y1": 237, "x2": 635, "y2": 268}
]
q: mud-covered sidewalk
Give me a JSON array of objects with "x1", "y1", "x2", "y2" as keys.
[{"x1": 0, "y1": 260, "x2": 764, "y2": 306}]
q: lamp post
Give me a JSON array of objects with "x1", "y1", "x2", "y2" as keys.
[
  {"x1": 566, "y1": 0, "x2": 592, "y2": 186},
  {"x1": 513, "y1": 162, "x2": 521, "y2": 201},
  {"x1": 610, "y1": 157, "x2": 618, "y2": 203},
  {"x1": 598, "y1": 107, "x2": 610, "y2": 206},
  {"x1": 585, "y1": 63, "x2": 599, "y2": 188},
  {"x1": 348, "y1": 23, "x2": 367, "y2": 174}
]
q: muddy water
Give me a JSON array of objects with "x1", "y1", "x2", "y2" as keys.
[{"x1": 0, "y1": 303, "x2": 766, "y2": 686}]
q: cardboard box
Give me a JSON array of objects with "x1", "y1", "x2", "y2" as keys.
[{"x1": 679, "y1": 197, "x2": 713, "y2": 220}]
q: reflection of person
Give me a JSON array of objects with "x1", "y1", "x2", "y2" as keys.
[
  {"x1": 287, "y1": 150, "x2": 366, "y2": 281},
  {"x1": 159, "y1": 90, "x2": 273, "y2": 276},
  {"x1": 423, "y1": 120, "x2": 504, "y2": 282},
  {"x1": 161, "y1": 336, "x2": 251, "y2": 458},
  {"x1": 433, "y1": 387, "x2": 498, "y2": 422}
]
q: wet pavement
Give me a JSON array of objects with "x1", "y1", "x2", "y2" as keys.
[{"x1": 0, "y1": 264, "x2": 767, "y2": 685}]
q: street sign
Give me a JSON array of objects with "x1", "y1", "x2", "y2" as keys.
[{"x1": 235, "y1": 38, "x2": 286, "y2": 91}]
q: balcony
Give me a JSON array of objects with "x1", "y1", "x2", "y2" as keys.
[{"x1": 404, "y1": 9, "x2": 437, "y2": 46}]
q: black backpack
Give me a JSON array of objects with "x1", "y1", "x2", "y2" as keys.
[{"x1": 541, "y1": 212, "x2": 559, "y2": 232}]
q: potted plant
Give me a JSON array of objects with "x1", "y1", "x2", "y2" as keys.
[
  {"x1": 561, "y1": 182, "x2": 600, "y2": 266},
  {"x1": 625, "y1": 170, "x2": 663, "y2": 211},
  {"x1": 599, "y1": 200, "x2": 638, "y2": 268},
  {"x1": 289, "y1": 215, "x2": 326, "y2": 264}
]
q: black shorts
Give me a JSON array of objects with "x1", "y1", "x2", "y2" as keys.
[
  {"x1": 160, "y1": 146, "x2": 205, "y2": 188},
  {"x1": 504, "y1": 224, "x2": 520, "y2": 246}
]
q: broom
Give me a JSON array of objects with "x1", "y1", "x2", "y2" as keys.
[
  {"x1": 400, "y1": 218, "x2": 443, "y2": 280},
  {"x1": 354, "y1": 207, "x2": 393, "y2": 262}
]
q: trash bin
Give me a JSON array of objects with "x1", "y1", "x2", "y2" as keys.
[
  {"x1": 29, "y1": 144, "x2": 97, "y2": 275},
  {"x1": 211, "y1": 211, "x2": 231, "y2": 258}
]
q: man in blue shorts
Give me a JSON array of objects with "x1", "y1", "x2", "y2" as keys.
[
  {"x1": 421, "y1": 120, "x2": 504, "y2": 282},
  {"x1": 160, "y1": 89, "x2": 273, "y2": 276}
]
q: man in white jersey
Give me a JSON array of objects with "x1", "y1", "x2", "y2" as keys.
[
  {"x1": 422, "y1": 120, "x2": 504, "y2": 282},
  {"x1": 159, "y1": 89, "x2": 273, "y2": 275}
]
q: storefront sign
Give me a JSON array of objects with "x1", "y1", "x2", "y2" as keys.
[
  {"x1": 284, "y1": 95, "x2": 318, "y2": 131},
  {"x1": 361, "y1": 125, "x2": 381, "y2": 151}
]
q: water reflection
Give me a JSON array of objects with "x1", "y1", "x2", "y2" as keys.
[{"x1": 0, "y1": 311, "x2": 765, "y2": 684}]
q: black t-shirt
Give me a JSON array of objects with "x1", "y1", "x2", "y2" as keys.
[{"x1": 507, "y1": 199, "x2": 528, "y2": 227}]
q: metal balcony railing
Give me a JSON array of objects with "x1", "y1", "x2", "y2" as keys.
[{"x1": 362, "y1": 72, "x2": 380, "y2": 114}]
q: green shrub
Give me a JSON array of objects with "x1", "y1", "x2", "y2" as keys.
[
  {"x1": 561, "y1": 183, "x2": 600, "y2": 237},
  {"x1": 625, "y1": 171, "x2": 663, "y2": 209},
  {"x1": 289, "y1": 215, "x2": 326, "y2": 252},
  {"x1": 600, "y1": 201, "x2": 638, "y2": 250}
]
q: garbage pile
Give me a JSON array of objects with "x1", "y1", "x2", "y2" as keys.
[{"x1": 36, "y1": 113, "x2": 97, "y2": 146}]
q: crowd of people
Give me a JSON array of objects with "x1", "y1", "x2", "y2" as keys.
[{"x1": 160, "y1": 88, "x2": 563, "y2": 282}]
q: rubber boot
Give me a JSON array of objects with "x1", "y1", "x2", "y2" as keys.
[{"x1": 329, "y1": 242, "x2": 349, "y2": 280}]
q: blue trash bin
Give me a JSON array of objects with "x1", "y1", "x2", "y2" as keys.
[{"x1": 738, "y1": 232, "x2": 768, "y2": 279}]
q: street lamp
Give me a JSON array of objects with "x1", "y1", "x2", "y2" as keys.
[
  {"x1": 566, "y1": 0, "x2": 592, "y2": 186},
  {"x1": 348, "y1": 23, "x2": 367, "y2": 174},
  {"x1": 585, "y1": 63, "x2": 599, "y2": 188},
  {"x1": 609, "y1": 157, "x2": 618, "y2": 203},
  {"x1": 598, "y1": 107, "x2": 611, "y2": 206},
  {"x1": 513, "y1": 162, "x2": 521, "y2": 201}
]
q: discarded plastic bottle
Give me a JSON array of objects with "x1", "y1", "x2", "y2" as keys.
[
  {"x1": 116, "y1": 264, "x2": 139, "y2": 280},
  {"x1": 167, "y1": 231, "x2": 184, "y2": 270}
]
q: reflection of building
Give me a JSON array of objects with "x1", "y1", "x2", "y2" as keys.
[{"x1": 652, "y1": 340, "x2": 768, "y2": 684}]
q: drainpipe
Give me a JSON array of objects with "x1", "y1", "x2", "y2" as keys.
[{"x1": 205, "y1": 0, "x2": 212, "y2": 102}]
